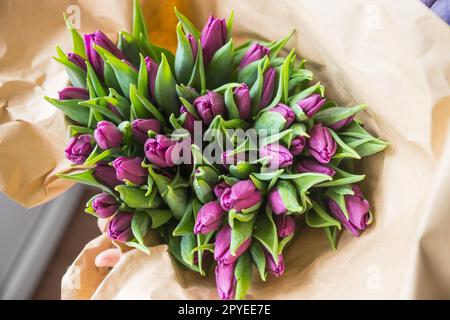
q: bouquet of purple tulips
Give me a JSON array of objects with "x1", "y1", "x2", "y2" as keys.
[{"x1": 46, "y1": 0, "x2": 388, "y2": 300}]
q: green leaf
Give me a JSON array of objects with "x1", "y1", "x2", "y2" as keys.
[
  {"x1": 188, "y1": 39, "x2": 206, "y2": 92},
  {"x1": 53, "y1": 46, "x2": 86, "y2": 88},
  {"x1": 193, "y1": 179, "x2": 213, "y2": 203},
  {"x1": 278, "y1": 233, "x2": 294, "y2": 254},
  {"x1": 79, "y1": 99, "x2": 122, "y2": 124},
  {"x1": 130, "y1": 84, "x2": 167, "y2": 125},
  {"x1": 230, "y1": 216, "x2": 255, "y2": 256},
  {"x1": 326, "y1": 189, "x2": 349, "y2": 220},
  {"x1": 103, "y1": 63, "x2": 123, "y2": 96},
  {"x1": 132, "y1": 211, "x2": 150, "y2": 245},
  {"x1": 174, "y1": 7, "x2": 200, "y2": 39},
  {"x1": 314, "y1": 104, "x2": 367, "y2": 126},
  {"x1": 226, "y1": 10, "x2": 234, "y2": 41},
  {"x1": 253, "y1": 110, "x2": 286, "y2": 132},
  {"x1": 115, "y1": 185, "x2": 156, "y2": 209},
  {"x1": 155, "y1": 53, "x2": 179, "y2": 115},
  {"x1": 249, "y1": 241, "x2": 267, "y2": 281},
  {"x1": 137, "y1": 54, "x2": 149, "y2": 99},
  {"x1": 180, "y1": 234, "x2": 196, "y2": 267},
  {"x1": 86, "y1": 61, "x2": 107, "y2": 97},
  {"x1": 206, "y1": 39, "x2": 234, "y2": 89},
  {"x1": 164, "y1": 185, "x2": 188, "y2": 220},
  {"x1": 143, "y1": 209, "x2": 173, "y2": 228},
  {"x1": 118, "y1": 31, "x2": 141, "y2": 68},
  {"x1": 105, "y1": 89, "x2": 131, "y2": 120},
  {"x1": 269, "y1": 30, "x2": 294, "y2": 60},
  {"x1": 44, "y1": 97, "x2": 89, "y2": 126},
  {"x1": 253, "y1": 206, "x2": 278, "y2": 261},
  {"x1": 68, "y1": 125, "x2": 93, "y2": 136},
  {"x1": 174, "y1": 23, "x2": 195, "y2": 84},
  {"x1": 176, "y1": 84, "x2": 199, "y2": 102},
  {"x1": 96, "y1": 45, "x2": 138, "y2": 98},
  {"x1": 234, "y1": 252, "x2": 252, "y2": 300},
  {"x1": 306, "y1": 199, "x2": 341, "y2": 229},
  {"x1": 324, "y1": 226, "x2": 339, "y2": 251},
  {"x1": 57, "y1": 169, "x2": 114, "y2": 195},
  {"x1": 63, "y1": 13, "x2": 85, "y2": 59},
  {"x1": 224, "y1": 86, "x2": 240, "y2": 119},
  {"x1": 132, "y1": 0, "x2": 148, "y2": 40},
  {"x1": 125, "y1": 240, "x2": 150, "y2": 255},
  {"x1": 237, "y1": 60, "x2": 260, "y2": 86},
  {"x1": 328, "y1": 128, "x2": 361, "y2": 160},
  {"x1": 315, "y1": 164, "x2": 365, "y2": 188},
  {"x1": 84, "y1": 145, "x2": 120, "y2": 166},
  {"x1": 173, "y1": 200, "x2": 194, "y2": 236}
]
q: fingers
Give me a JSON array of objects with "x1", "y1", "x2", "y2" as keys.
[{"x1": 95, "y1": 248, "x2": 121, "y2": 268}]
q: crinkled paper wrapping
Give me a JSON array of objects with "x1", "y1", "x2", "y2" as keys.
[{"x1": 1, "y1": 0, "x2": 449, "y2": 299}]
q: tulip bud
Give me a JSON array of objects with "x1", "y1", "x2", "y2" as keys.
[
  {"x1": 254, "y1": 103, "x2": 295, "y2": 132},
  {"x1": 58, "y1": 87, "x2": 89, "y2": 100},
  {"x1": 215, "y1": 263, "x2": 236, "y2": 300},
  {"x1": 329, "y1": 116, "x2": 354, "y2": 130},
  {"x1": 308, "y1": 123, "x2": 337, "y2": 164},
  {"x1": 179, "y1": 105, "x2": 196, "y2": 134},
  {"x1": 84, "y1": 30, "x2": 126, "y2": 78},
  {"x1": 93, "y1": 161, "x2": 122, "y2": 189},
  {"x1": 296, "y1": 159, "x2": 336, "y2": 176},
  {"x1": 145, "y1": 56, "x2": 158, "y2": 97},
  {"x1": 131, "y1": 119, "x2": 162, "y2": 144},
  {"x1": 64, "y1": 134, "x2": 93, "y2": 164},
  {"x1": 193, "y1": 166, "x2": 219, "y2": 203},
  {"x1": 268, "y1": 180, "x2": 300, "y2": 215},
  {"x1": 213, "y1": 181, "x2": 230, "y2": 198},
  {"x1": 220, "y1": 180, "x2": 262, "y2": 212},
  {"x1": 261, "y1": 67, "x2": 276, "y2": 108},
  {"x1": 200, "y1": 15, "x2": 227, "y2": 66},
  {"x1": 94, "y1": 121, "x2": 123, "y2": 150},
  {"x1": 144, "y1": 134, "x2": 177, "y2": 168},
  {"x1": 187, "y1": 33, "x2": 198, "y2": 58},
  {"x1": 214, "y1": 224, "x2": 251, "y2": 265},
  {"x1": 290, "y1": 136, "x2": 306, "y2": 156},
  {"x1": 194, "y1": 201, "x2": 225, "y2": 234},
  {"x1": 193, "y1": 91, "x2": 226, "y2": 125},
  {"x1": 259, "y1": 143, "x2": 293, "y2": 169},
  {"x1": 297, "y1": 94, "x2": 326, "y2": 117},
  {"x1": 233, "y1": 83, "x2": 251, "y2": 120},
  {"x1": 68, "y1": 52, "x2": 87, "y2": 72},
  {"x1": 264, "y1": 252, "x2": 285, "y2": 277},
  {"x1": 107, "y1": 212, "x2": 133, "y2": 243},
  {"x1": 239, "y1": 43, "x2": 270, "y2": 69},
  {"x1": 274, "y1": 214, "x2": 296, "y2": 238},
  {"x1": 328, "y1": 185, "x2": 371, "y2": 237},
  {"x1": 111, "y1": 156, "x2": 147, "y2": 186},
  {"x1": 92, "y1": 193, "x2": 118, "y2": 218}
]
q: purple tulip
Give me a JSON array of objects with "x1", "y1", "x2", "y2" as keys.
[
  {"x1": 296, "y1": 159, "x2": 336, "y2": 176},
  {"x1": 239, "y1": 43, "x2": 270, "y2": 69},
  {"x1": 194, "y1": 201, "x2": 225, "y2": 234},
  {"x1": 58, "y1": 87, "x2": 89, "y2": 100},
  {"x1": 259, "y1": 143, "x2": 293, "y2": 169},
  {"x1": 92, "y1": 193, "x2": 118, "y2": 218},
  {"x1": 329, "y1": 116, "x2": 354, "y2": 130},
  {"x1": 111, "y1": 156, "x2": 147, "y2": 186},
  {"x1": 233, "y1": 83, "x2": 251, "y2": 120},
  {"x1": 68, "y1": 53, "x2": 87, "y2": 72},
  {"x1": 64, "y1": 134, "x2": 93, "y2": 164},
  {"x1": 131, "y1": 119, "x2": 162, "y2": 144},
  {"x1": 268, "y1": 188, "x2": 287, "y2": 215},
  {"x1": 270, "y1": 104, "x2": 295, "y2": 129},
  {"x1": 430, "y1": 0, "x2": 450, "y2": 25},
  {"x1": 308, "y1": 124, "x2": 337, "y2": 164},
  {"x1": 215, "y1": 263, "x2": 236, "y2": 300},
  {"x1": 214, "y1": 224, "x2": 251, "y2": 265},
  {"x1": 145, "y1": 56, "x2": 158, "y2": 97},
  {"x1": 328, "y1": 185, "x2": 371, "y2": 237},
  {"x1": 84, "y1": 30, "x2": 125, "y2": 78},
  {"x1": 200, "y1": 15, "x2": 227, "y2": 66},
  {"x1": 187, "y1": 33, "x2": 198, "y2": 58},
  {"x1": 264, "y1": 252, "x2": 285, "y2": 277},
  {"x1": 94, "y1": 121, "x2": 123, "y2": 150},
  {"x1": 179, "y1": 105, "x2": 196, "y2": 134},
  {"x1": 297, "y1": 94, "x2": 326, "y2": 117},
  {"x1": 261, "y1": 67, "x2": 276, "y2": 108},
  {"x1": 219, "y1": 180, "x2": 262, "y2": 212},
  {"x1": 290, "y1": 136, "x2": 306, "y2": 155},
  {"x1": 144, "y1": 134, "x2": 177, "y2": 168},
  {"x1": 93, "y1": 161, "x2": 122, "y2": 189},
  {"x1": 274, "y1": 214, "x2": 296, "y2": 238},
  {"x1": 107, "y1": 212, "x2": 133, "y2": 243},
  {"x1": 213, "y1": 181, "x2": 230, "y2": 198},
  {"x1": 193, "y1": 91, "x2": 226, "y2": 125}
]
